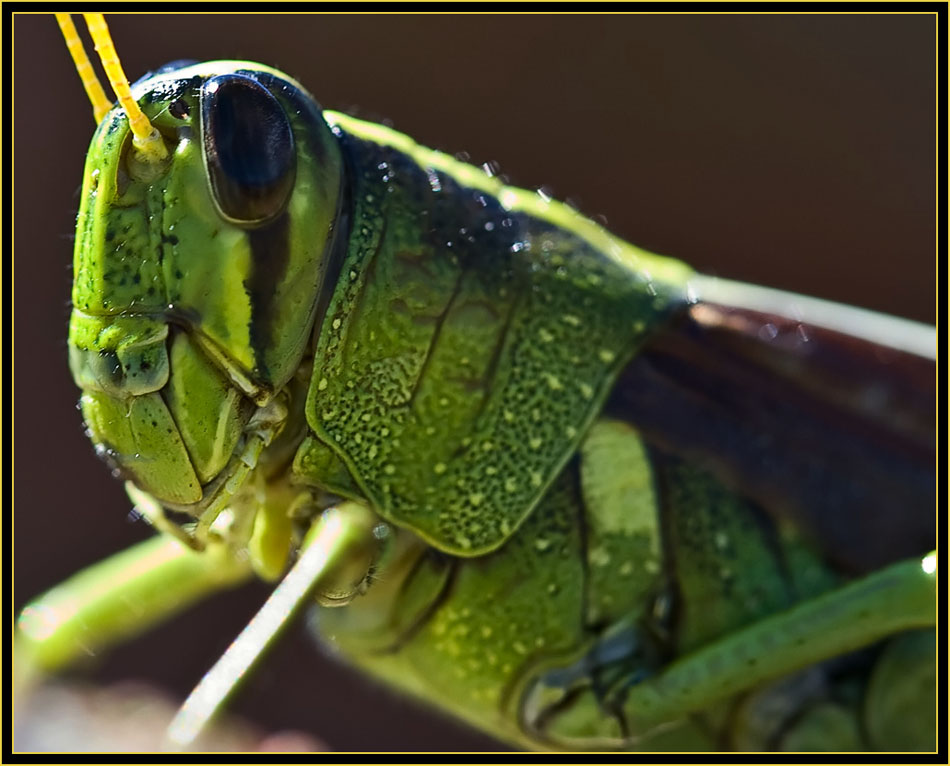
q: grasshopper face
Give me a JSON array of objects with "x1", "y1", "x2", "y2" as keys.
[{"x1": 67, "y1": 62, "x2": 344, "y2": 511}]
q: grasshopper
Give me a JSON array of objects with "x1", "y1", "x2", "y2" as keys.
[{"x1": 14, "y1": 13, "x2": 936, "y2": 752}]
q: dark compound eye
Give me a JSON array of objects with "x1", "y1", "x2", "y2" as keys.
[{"x1": 200, "y1": 74, "x2": 296, "y2": 226}]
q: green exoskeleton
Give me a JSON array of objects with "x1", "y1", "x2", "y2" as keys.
[{"x1": 16, "y1": 15, "x2": 936, "y2": 752}]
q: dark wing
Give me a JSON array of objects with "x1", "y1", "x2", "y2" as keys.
[{"x1": 607, "y1": 281, "x2": 935, "y2": 575}]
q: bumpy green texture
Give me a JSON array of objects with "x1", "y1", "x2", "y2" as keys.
[
  {"x1": 318, "y1": 466, "x2": 589, "y2": 746},
  {"x1": 302, "y1": 118, "x2": 688, "y2": 556},
  {"x1": 315, "y1": 419, "x2": 936, "y2": 750}
]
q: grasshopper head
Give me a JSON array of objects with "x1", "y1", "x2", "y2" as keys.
[{"x1": 68, "y1": 61, "x2": 344, "y2": 509}]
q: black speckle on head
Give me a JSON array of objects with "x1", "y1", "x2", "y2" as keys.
[
  {"x1": 201, "y1": 73, "x2": 297, "y2": 225},
  {"x1": 146, "y1": 77, "x2": 195, "y2": 106},
  {"x1": 169, "y1": 99, "x2": 190, "y2": 120}
]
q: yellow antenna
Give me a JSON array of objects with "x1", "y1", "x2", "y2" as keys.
[
  {"x1": 82, "y1": 13, "x2": 169, "y2": 164},
  {"x1": 56, "y1": 13, "x2": 112, "y2": 123}
]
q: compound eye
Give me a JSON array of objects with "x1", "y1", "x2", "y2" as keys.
[{"x1": 200, "y1": 73, "x2": 296, "y2": 226}]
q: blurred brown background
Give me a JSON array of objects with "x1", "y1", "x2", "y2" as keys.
[{"x1": 13, "y1": 12, "x2": 935, "y2": 752}]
